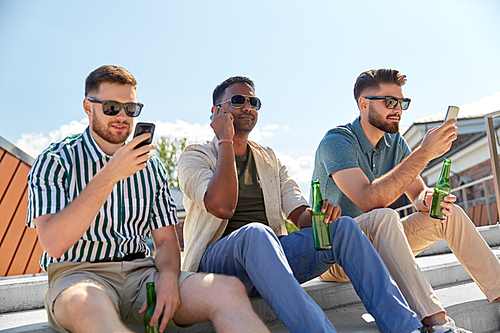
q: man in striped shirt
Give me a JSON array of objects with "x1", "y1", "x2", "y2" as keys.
[{"x1": 26, "y1": 65, "x2": 269, "y2": 333}]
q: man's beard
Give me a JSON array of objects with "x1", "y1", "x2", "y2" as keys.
[
  {"x1": 233, "y1": 112, "x2": 256, "y2": 133},
  {"x1": 92, "y1": 113, "x2": 132, "y2": 144},
  {"x1": 367, "y1": 104, "x2": 400, "y2": 134}
]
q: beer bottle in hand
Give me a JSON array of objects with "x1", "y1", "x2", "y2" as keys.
[
  {"x1": 144, "y1": 282, "x2": 162, "y2": 333},
  {"x1": 430, "y1": 159, "x2": 452, "y2": 220},
  {"x1": 311, "y1": 180, "x2": 332, "y2": 250}
]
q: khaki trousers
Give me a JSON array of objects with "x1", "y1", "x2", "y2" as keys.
[{"x1": 319, "y1": 206, "x2": 500, "y2": 320}]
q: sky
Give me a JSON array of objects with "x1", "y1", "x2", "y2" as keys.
[{"x1": 1, "y1": 0, "x2": 500, "y2": 198}]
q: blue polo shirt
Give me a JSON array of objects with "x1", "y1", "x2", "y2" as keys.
[{"x1": 311, "y1": 117, "x2": 412, "y2": 218}]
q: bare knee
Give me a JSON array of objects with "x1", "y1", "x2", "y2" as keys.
[
  {"x1": 54, "y1": 283, "x2": 115, "y2": 321},
  {"x1": 217, "y1": 276, "x2": 247, "y2": 299},
  {"x1": 208, "y1": 275, "x2": 250, "y2": 308}
]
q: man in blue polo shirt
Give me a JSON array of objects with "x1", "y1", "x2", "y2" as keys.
[{"x1": 312, "y1": 68, "x2": 499, "y2": 333}]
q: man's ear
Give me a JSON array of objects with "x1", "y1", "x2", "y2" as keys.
[
  {"x1": 83, "y1": 98, "x2": 92, "y2": 117},
  {"x1": 358, "y1": 96, "x2": 368, "y2": 112}
]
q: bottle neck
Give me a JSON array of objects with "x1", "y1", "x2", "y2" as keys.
[
  {"x1": 312, "y1": 184, "x2": 323, "y2": 211},
  {"x1": 146, "y1": 286, "x2": 156, "y2": 307},
  {"x1": 439, "y1": 162, "x2": 451, "y2": 180}
]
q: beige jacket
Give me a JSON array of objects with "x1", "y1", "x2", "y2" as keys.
[{"x1": 178, "y1": 137, "x2": 309, "y2": 272}]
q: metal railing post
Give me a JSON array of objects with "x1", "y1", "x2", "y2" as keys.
[
  {"x1": 483, "y1": 180, "x2": 492, "y2": 225},
  {"x1": 461, "y1": 188, "x2": 469, "y2": 215},
  {"x1": 485, "y1": 112, "x2": 500, "y2": 223}
]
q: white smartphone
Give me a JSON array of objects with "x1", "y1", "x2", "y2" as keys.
[
  {"x1": 210, "y1": 105, "x2": 221, "y2": 121},
  {"x1": 444, "y1": 106, "x2": 459, "y2": 123}
]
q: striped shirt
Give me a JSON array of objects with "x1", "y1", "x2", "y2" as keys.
[{"x1": 26, "y1": 127, "x2": 178, "y2": 271}]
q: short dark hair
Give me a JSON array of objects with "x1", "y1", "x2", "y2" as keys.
[
  {"x1": 85, "y1": 65, "x2": 137, "y2": 97},
  {"x1": 353, "y1": 69, "x2": 407, "y2": 104},
  {"x1": 212, "y1": 76, "x2": 255, "y2": 106}
]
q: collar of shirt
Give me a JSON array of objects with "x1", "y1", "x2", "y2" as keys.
[
  {"x1": 82, "y1": 127, "x2": 110, "y2": 163},
  {"x1": 352, "y1": 117, "x2": 395, "y2": 154}
]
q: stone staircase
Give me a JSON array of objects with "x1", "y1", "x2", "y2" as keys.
[{"x1": 1, "y1": 224, "x2": 500, "y2": 333}]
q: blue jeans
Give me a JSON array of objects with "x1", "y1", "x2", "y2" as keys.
[{"x1": 199, "y1": 218, "x2": 421, "y2": 333}]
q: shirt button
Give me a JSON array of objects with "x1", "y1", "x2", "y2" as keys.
[{"x1": 373, "y1": 164, "x2": 375, "y2": 168}]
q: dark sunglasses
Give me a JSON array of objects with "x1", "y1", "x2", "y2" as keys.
[
  {"x1": 87, "y1": 97, "x2": 144, "y2": 117},
  {"x1": 363, "y1": 96, "x2": 411, "y2": 110},
  {"x1": 220, "y1": 95, "x2": 262, "y2": 111}
]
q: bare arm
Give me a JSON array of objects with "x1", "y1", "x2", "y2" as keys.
[
  {"x1": 332, "y1": 120, "x2": 457, "y2": 212},
  {"x1": 203, "y1": 106, "x2": 238, "y2": 219},
  {"x1": 143, "y1": 226, "x2": 181, "y2": 332},
  {"x1": 33, "y1": 134, "x2": 154, "y2": 258}
]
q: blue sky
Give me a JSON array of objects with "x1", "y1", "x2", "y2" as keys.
[{"x1": 1, "y1": 0, "x2": 499, "y2": 196}]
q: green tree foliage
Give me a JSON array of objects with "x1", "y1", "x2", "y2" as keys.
[{"x1": 155, "y1": 136, "x2": 187, "y2": 189}]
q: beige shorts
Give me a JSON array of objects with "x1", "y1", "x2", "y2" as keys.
[{"x1": 45, "y1": 257, "x2": 194, "y2": 333}]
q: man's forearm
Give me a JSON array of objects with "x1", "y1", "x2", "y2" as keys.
[
  {"x1": 204, "y1": 143, "x2": 238, "y2": 218},
  {"x1": 154, "y1": 240, "x2": 181, "y2": 280},
  {"x1": 35, "y1": 167, "x2": 118, "y2": 258},
  {"x1": 366, "y1": 147, "x2": 430, "y2": 208}
]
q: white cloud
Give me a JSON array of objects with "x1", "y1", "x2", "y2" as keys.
[
  {"x1": 154, "y1": 119, "x2": 214, "y2": 144},
  {"x1": 275, "y1": 152, "x2": 315, "y2": 201},
  {"x1": 16, "y1": 118, "x2": 89, "y2": 158}
]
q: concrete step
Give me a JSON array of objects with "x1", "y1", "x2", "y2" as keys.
[
  {"x1": 1, "y1": 232, "x2": 499, "y2": 332},
  {"x1": 4, "y1": 247, "x2": 497, "y2": 316},
  {"x1": 1, "y1": 282, "x2": 497, "y2": 333}
]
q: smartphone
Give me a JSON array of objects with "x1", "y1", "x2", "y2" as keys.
[
  {"x1": 210, "y1": 105, "x2": 221, "y2": 121},
  {"x1": 133, "y1": 122, "x2": 155, "y2": 149},
  {"x1": 444, "y1": 106, "x2": 459, "y2": 123}
]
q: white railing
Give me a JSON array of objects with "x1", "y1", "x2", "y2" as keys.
[{"x1": 485, "y1": 110, "x2": 500, "y2": 221}]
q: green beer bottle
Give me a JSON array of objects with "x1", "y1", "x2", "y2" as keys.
[
  {"x1": 311, "y1": 180, "x2": 332, "y2": 250},
  {"x1": 430, "y1": 159, "x2": 452, "y2": 220},
  {"x1": 144, "y1": 282, "x2": 162, "y2": 333}
]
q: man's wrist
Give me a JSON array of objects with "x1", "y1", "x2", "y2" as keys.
[
  {"x1": 218, "y1": 138, "x2": 233, "y2": 145},
  {"x1": 422, "y1": 189, "x2": 431, "y2": 208}
]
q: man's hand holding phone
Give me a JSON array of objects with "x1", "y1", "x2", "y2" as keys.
[
  {"x1": 103, "y1": 123, "x2": 156, "y2": 182},
  {"x1": 210, "y1": 105, "x2": 234, "y2": 141}
]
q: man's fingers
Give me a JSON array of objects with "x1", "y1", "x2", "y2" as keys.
[
  {"x1": 324, "y1": 203, "x2": 335, "y2": 223},
  {"x1": 138, "y1": 300, "x2": 147, "y2": 314},
  {"x1": 159, "y1": 303, "x2": 174, "y2": 332},
  {"x1": 129, "y1": 133, "x2": 151, "y2": 148},
  {"x1": 321, "y1": 199, "x2": 329, "y2": 213}
]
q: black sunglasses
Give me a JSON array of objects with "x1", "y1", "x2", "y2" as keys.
[
  {"x1": 220, "y1": 95, "x2": 262, "y2": 110},
  {"x1": 87, "y1": 97, "x2": 144, "y2": 117},
  {"x1": 363, "y1": 96, "x2": 411, "y2": 110}
]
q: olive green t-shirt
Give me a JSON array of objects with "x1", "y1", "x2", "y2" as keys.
[{"x1": 222, "y1": 148, "x2": 268, "y2": 238}]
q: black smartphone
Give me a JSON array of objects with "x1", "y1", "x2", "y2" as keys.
[
  {"x1": 133, "y1": 122, "x2": 155, "y2": 149},
  {"x1": 444, "y1": 106, "x2": 459, "y2": 123}
]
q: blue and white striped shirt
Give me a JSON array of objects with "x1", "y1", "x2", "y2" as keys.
[{"x1": 26, "y1": 127, "x2": 177, "y2": 271}]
